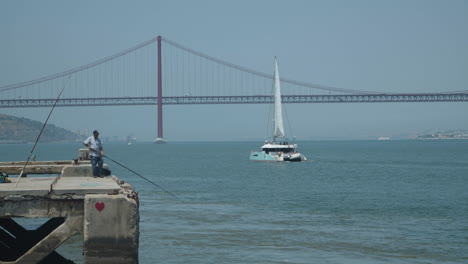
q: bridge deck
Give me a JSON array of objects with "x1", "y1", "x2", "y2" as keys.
[{"x1": 1, "y1": 93, "x2": 467, "y2": 108}]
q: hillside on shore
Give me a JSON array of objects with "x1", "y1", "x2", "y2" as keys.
[{"x1": 0, "y1": 114, "x2": 80, "y2": 143}]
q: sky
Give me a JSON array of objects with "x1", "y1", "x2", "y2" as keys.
[{"x1": 0, "y1": 0, "x2": 467, "y2": 142}]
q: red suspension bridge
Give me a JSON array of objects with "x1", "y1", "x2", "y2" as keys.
[{"x1": 1, "y1": 35, "x2": 467, "y2": 140}]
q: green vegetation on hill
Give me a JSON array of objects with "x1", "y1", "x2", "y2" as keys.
[{"x1": 0, "y1": 114, "x2": 79, "y2": 143}]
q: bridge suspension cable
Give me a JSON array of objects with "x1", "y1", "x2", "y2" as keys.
[
  {"x1": 0, "y1": 37, "x2": 158, "y2": 92},
  {"x1": 163, "y1": 37, "x2": 382, "y2": 95},
  {"x1": 1, "y1": 35, "x2": 466, "y2": 97}
]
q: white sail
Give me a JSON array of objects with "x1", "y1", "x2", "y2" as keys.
[{"x1": 273, "y1": 57, "x2": 285, "y2": 139}]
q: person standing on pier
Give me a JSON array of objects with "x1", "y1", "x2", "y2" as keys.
[{"x1": 83, "y1": 130, "x2": 105, "y2": 177}]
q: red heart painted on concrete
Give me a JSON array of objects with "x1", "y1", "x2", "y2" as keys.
[{"x1": 95, "y1": 202, "x2": 105, "y2": 212}]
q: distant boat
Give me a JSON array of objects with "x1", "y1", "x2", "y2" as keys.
[
  {"x1": 154, "y1": 137, "x2": 167, "y2": 144},
  {"x1": 127, "y1": 135, "x2": 137, "y2": 145},
  {"x1": 378, "y1": 137, "x2": 390, "y2": 141},
  {"x1": 249, "y1": 58, "x2": 306, "y2": 162}
]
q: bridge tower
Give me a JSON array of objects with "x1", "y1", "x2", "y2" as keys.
[{"x1": 154, "y1": 35, "x2": 167, "y2": 144}]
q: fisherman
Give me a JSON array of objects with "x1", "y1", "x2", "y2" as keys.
[{"x1": 83, "y1": 130, "x2": 105, "y2": 177}]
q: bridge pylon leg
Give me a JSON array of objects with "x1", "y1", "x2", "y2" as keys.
[{"x1": 155, "y1": 35, "x2": 166, "y2": 144}]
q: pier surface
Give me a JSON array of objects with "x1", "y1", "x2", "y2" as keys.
[{"x1": 0, "y1": 158, "x2": 139, "y2": 264}]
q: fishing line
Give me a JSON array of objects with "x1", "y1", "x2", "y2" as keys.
[
  {"x1": 104, "y1": 154, "x2": 180, "y2": 200},
  {"x1": 88, "y1": 148, "x2": 180, "y2": 200},
  {"x1": 15, "y1": 75, "x2": 72, "y2": 187}
]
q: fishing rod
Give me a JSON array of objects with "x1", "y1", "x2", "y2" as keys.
[
  {"x1": 15, "y1": 76, "x2": 71, "y2": 187},
  {"x1": 88, "y1": 148, "x2": 180, "y2": 200}
]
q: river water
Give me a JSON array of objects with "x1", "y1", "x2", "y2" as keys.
[{"x1": 2, "y1": 140, "x2": 467, "y2": 263}]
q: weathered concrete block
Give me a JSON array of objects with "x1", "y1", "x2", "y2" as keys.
[
  {"x1": 61, "y1": 164, "x2": 110, "y2": 177},
  {"x1": 61, "y1": 165, "x2": 93, "y2": 177},
  {"x1": 53, "y1": 177, "x2": 121, "y2": 196},
  {"x1": 0, "y1": 199, "x2": 84, "y2": 218},
  {"x1": 84, "y1": 194, "x2": 139, "y2": 264}
]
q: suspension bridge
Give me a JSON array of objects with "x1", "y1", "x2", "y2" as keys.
[{"x1": 1, "y1": 35, "x2": 467, "y2": 141}]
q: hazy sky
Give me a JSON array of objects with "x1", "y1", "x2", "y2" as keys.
[{"x1": 1, "y1": 0, "x2": 467, "y2": 141}]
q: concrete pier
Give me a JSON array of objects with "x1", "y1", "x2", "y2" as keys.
[{"x1": 0, "y1": 152, "x2": 139, "y2": 264}]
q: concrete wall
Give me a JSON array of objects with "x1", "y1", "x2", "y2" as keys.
[
  {"x1": 0, "y1": 199, "x2": 84, "y2": 218},
  {"x1": 84, "y1": 194, "x2": 139, "y2": 264}
]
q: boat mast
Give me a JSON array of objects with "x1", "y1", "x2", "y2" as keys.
[{"x1": 273, "y1": 57, "x2": 285, "y2": 142}]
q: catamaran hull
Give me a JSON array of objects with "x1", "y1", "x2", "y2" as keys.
[
  {"x1": 283, "y1": 153, "x2": 307, "y2": 162},
  {"x1": 249, "y1": 152, "x2": 306, "y2": 162},
  {"x1": 249, "y1": 152, "x2": 277, "y2": 161}
]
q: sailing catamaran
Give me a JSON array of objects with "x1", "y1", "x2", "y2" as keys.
[{"x1": 249, "y1": 58, "x2": 307, "y2": 162}]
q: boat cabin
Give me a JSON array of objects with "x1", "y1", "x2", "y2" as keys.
[{"x1": 261, "y1": 143, "x2": 297, "y2": 154}]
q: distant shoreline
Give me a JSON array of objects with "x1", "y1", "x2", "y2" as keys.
[
  {"x1": 0, "y1": 140, "x2": 81, "y2": 144},
  {"x1": 415, "y1": 137, "x2": 468, "y2": 140}
]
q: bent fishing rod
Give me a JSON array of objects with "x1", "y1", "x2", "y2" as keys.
[
  {"x1": 88, "y1": 148, "x2": 180, "y2": 200},
  {"x1": 15, "y1": 75, "x2": 71, "y2": 187}
]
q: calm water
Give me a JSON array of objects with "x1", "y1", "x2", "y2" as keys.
[{"x1": 2, "y1": 140, "x2": 467, "y2": 263}]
